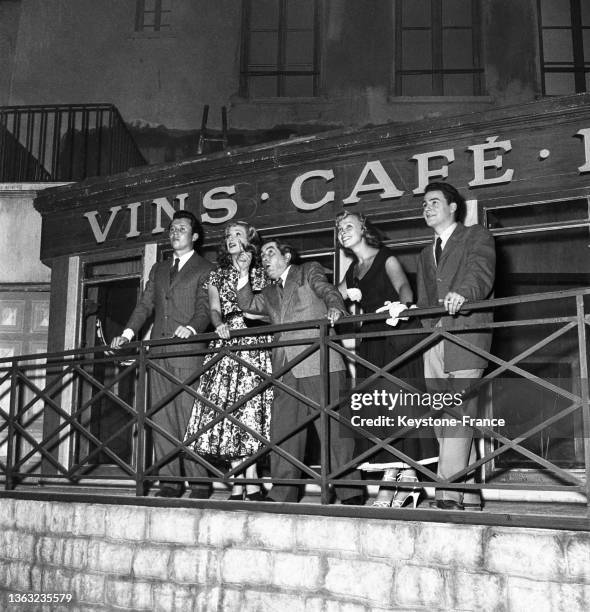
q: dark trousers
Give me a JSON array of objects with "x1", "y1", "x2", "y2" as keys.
[
  {"x1": 150, "y1": 358, "x2": 208, "y2": 489},
  {"x1": 270, "y1": 370, "x2": 360, "y2": 502}
]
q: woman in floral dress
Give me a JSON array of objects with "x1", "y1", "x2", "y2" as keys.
[{"x1": 184, "y1": 221, "x2": 272, "y2": 500}]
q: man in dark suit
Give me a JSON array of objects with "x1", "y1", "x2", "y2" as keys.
[
  {"x1": 236, "y1": 239, "x2": 362, "y2": 504},
  {"x1": 111, "y1": 210, "x2": 214, "y2": 497},
  {"x1": 416, "y1": 182, "x2": 495, "y2": 511}
]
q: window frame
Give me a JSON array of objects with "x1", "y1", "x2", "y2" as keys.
[
  {"x1": 239, "y1": 0, "x2": 321, "y2": 99},
  {"x1": 538, "y1": 0, "x2": 590, "y2": 94},
  {"x1": 394, "y1": 0, "x2": 484, "y2": 97},
  {"x1": 135, "y1": 0, "x2": 172, "y2": 33}
]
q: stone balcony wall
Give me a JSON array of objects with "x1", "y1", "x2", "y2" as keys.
[{"x1": 0, "y1": 498, "x2": 588, "y2": 611}]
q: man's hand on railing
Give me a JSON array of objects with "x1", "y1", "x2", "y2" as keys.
[
  {"x1": 439, "y1": 292, "x2": 467, "y2": 315},
  {"x1": 110, "y1": 335, "x2": 129, "y2": 349},
  {"x1": 327, "y1": 307, "x2": 343, "y2": 327},
  {"x1": 173, "y1": 325, "x2": 194, "y2": 339}
]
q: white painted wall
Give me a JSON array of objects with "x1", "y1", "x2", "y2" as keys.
[{"x1": 0, "y1": 183, "x2": 67, "y2": 283}]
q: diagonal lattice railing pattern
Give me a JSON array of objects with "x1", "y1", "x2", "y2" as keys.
[{"x1": 0, "y1": 288, "x2": 588, "y2": 509}]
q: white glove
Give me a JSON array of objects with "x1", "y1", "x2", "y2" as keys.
[
  {"x1": 347, "y1": 288, "x2": 362, "y2": 302},
  {"x1": 376, "y1": 301, "x2": 414, "y2": 327}
]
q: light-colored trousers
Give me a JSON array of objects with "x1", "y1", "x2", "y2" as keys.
[{"x1": 424, "y1": 339, "x2": 483, "y2": 504}]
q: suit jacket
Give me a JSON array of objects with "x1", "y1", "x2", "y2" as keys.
[
  {"x1": 126, "y1": 251, "x2": 214, "y2": 369},
  {"x1": 417, "y1": 223, "x2": 495, "y2": 371},
  {"x1": 237, "y1": 261, "x2": 346, "y2": 378}
]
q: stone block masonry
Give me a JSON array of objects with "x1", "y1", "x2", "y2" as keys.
[{"x1": 0, "y1": 498, "x2": 588, "y2": 611}]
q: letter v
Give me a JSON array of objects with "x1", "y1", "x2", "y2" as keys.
[{"x1": 83, "y1": 206, "x2": 122, "y2": 243}]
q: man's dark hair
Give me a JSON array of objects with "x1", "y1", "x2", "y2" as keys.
[
  {"x1": 261, "y1": 238, "x2": 300, "y2": 265},
  {"x1": 424, "y1": 182, "x2": 466, "y2": 224},
  {"x1": 171, "y1": 209, "x2": 202, "y2": 237}
]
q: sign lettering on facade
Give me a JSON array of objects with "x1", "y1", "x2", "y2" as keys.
[
  {"x1": 34, "y1": 99, "x2": 590, "y2": 260},
  {"x1": 82, "y1": 130, "x2": 590, "y2": 245}
]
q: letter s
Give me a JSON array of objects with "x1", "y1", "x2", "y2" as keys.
[{"x1": 201, "y1": 186, "x2": 238, "y2": 224}]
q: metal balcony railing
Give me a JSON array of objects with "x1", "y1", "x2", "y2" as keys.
[
  {"x1": 0, "y1": 288, "x2": 588, "y2": 524},
  {"x1": 0, "y1": 103, "x2": 146, "y2": 182}
]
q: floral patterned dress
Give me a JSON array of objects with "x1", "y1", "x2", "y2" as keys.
[{"x1": 184, "y1": 266, "x2": 273, "y2": 460}]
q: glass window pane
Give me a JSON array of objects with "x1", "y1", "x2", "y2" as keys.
[
  {"x1": 86, "y1": 256, "x2": 143, "y2": 278},
  {"x1": 584, "y1": 29, "x2": 590, "y2": 61},
  {"x1": 144, "y1": 0, "x2": 157, "y2": 12},
  {"x1": 543, "y1": 29, "x2": 574, "y2": 62},
  {"x1": 400, "y1": 73, "x2": 433, "y2": 96},
  {"x1": 442, "y1": 0, "x2": 472, "y2": 27},
  {"x1": 586, "y1": 72, "x2": 590, "y2": 92},
  {"x1": 249, "y1": 31, "x2": 278, "y2": 66},
  {"x1": 249, "y1": 75, "x2": 277, "y2": 97},
  {"x1": 287, "y1": 0, "x2": 314, "y2": 29},
  {"x1": 159, "y1": 11, "x2": 171, "y2": 28},
  {"x1": 486, "y1": 199, "x2": 589, "y2": 229},
  {"x1": 284, "y1": 75, "x2": 315, "y2": 97},
  {"x1": 265, "y1": 228, "x2": 333, "y2": 255},
  {"x1": 286, "y1": 31, "x2": 314, "y2": 65},
  {"x1": 250, "y1": 0, "x2": 280, "y2": 28},
  {"x1": 401, "y1": 30, "x2": 432, "y2": 70},
  {"x1": 142, "y1": 13, "x2": 156, "y2": 28},
  {"x1": 443, "y1": 30, "x2": 473, "y2": 69},
  {"x1": 401, "y1": 0, "x2": 431, "y2": 27},
  {"x1": 583, "y1": 2, "x2": 590, "y2": 26},
  {"x1": 540, "y1": 0, "x2": 571, "y2": 26},
  {"x1": 161, "y1": 0, "x2": 171, "y2": 10},
  {"x1": 544, "y1": 71, "x2": 576, "y2": 94},
  {"x1": 375, "y1": 217, "x2": 432, "y2": 248},
  {"x1": 443, "y1": 73, "x2": 476, "y2": 96}
]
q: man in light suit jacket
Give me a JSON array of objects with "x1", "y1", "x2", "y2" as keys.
[
  {"x1": 237, "y1": 239, "x2": 362, "y2": 504},
  {"x1": 417, "y1": 182, "x2": 495, "y2": 511},
  {"x1": 111, "y1": 210, "x2": 214, "y2": 497}
]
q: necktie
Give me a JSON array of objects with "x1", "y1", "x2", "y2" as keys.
[
  {"x1": 170, "y1": 257, "x2": 179, "y2": 283},
  {"x1": 434, "y1": 237, "x2": 442, "y2": 266}
]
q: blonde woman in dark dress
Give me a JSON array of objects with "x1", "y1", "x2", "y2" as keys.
[{"x1": 336, "y1": 211, "x2": 436, "y2": 507}]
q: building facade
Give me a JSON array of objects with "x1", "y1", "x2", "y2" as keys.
[
  {"x1": 0, "y1": 1, "x2": 589, "y2": 489},
  {"x1": 2, "y1": 0, "x2": 584, "y2": 162},
  {"x1": 31, "y1": 93, "x2": 590, "y2": 487}
]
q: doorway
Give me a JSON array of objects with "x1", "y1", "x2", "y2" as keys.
[{"x1": 77, "y1": 254, "x2": 143, "y2": 473}]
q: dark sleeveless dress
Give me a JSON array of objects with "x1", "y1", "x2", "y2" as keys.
[{"x1": 345, "y1": 247, "x2": 436, "y2": 466}]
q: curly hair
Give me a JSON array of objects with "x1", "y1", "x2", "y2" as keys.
[
  {"x1": 335, "y1": 210, "x2": 383, "y2": 260},
  {"x1": 216, "y1": 220, "x2": 262, "y2": 268}
]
